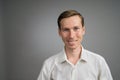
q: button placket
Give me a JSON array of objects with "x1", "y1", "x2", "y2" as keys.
[{"x1": 71, "y1": 66, "x2": 76, "y2": 80}]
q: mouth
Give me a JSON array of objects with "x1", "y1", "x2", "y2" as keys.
[
  {"x1": 68, "y1": 39, "x2": 77, "y2": 42},
  {"x1": 67, "y1": 40, "x2": 77, "y2": 44}
]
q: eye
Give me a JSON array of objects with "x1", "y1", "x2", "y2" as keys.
[
  {"x1": 73, "y1": 27, "x2": 80, "y2": 31},
  {"x1": 62, "y1": 28, "x2": 69, "y2": 32}
]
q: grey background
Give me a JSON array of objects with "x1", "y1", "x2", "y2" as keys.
[{"x1": 1, "y1": 0, "x2": 120, "y2": 80}]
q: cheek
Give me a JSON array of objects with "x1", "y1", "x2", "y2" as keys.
[
  {"x1": 60, "y1": 33, "x2": 68, "y2": 38},
  {"x1": 61, "y1": 34, "x2": 67, "y2": 41},
  {"x1": 77, "y1": 33, "x2": 84, "y2": 39}
]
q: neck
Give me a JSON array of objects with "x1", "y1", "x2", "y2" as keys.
[{"x1": 65, "y1": 45, "x2": 82, "y2": 65}]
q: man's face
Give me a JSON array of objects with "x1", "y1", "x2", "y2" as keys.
[{"x1": 59, "y1": 15, "x2": 85, "y2": 49}]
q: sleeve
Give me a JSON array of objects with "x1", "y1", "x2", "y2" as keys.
[
  {"x1": 37, "y1": 61, "x2": 50, "y2": 80},
  {"x1": 98, "y1": 57, "x2": 113, "y2": 80}
]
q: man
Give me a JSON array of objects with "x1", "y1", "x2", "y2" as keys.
[{"x1": 37, "y1": 10, "x2": 113, "y2": 80}]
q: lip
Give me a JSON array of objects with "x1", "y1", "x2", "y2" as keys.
[
  {"x1": 68, "y1": 39, "x2": 77, "y2": 42},
  {"x1": 68, "y1": 41, "x2": 75, "y2": 43},
  {"x1": 67, "y1": 40, "x2": 77, "y2": 44}
]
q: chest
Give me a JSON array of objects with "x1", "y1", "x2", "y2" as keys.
[{"x1": 50, "y1": 62, "x2": 99, "y2": 80}]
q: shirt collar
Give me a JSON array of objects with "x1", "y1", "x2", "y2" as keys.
[
  {"x1": 58, "y1": 49, "x2": 67, "y2": 63},
  {"x1": 58, "y1": 46, "x2": 88, "y2": 64},
  {"x1": 80, "y1": 47, "x2": 88, "y2": 62}
]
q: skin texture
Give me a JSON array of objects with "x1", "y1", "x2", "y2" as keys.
[{"x1": 59, "y1": 15, "x2": 85, "y2": 64}]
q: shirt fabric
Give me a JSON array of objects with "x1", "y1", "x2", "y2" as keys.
[{"x1": 37, "y1": 47, "x2": 113, "y2": 80}]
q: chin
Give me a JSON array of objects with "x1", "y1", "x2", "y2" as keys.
[{"x1": 68, "y1": 46, "x2": 78, "y2": 49}]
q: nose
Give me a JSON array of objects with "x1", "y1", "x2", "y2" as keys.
[{"x1": 69, "y1": 30, "x2": 75, "y2": 38}]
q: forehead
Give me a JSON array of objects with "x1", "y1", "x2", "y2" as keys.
[{"x1": 60, "y1": 15, "x2": 82, "y2": 28}]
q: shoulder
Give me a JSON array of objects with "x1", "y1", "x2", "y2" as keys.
[
  {"x1": 84, "y1": 49, "x2": 106, "y2": 63},
  {"x1": 38, "y1": 52, "x2": 62, "y2": 79},
  {"x1": 83, "y1": 49, "x2": 109, "y2": 71},
  {"x1": 44, "y1": 53, "x2": 61, "y2": 65},
  {"x1": 42, "y1": 52, "x2": 62, "y2": 71}
]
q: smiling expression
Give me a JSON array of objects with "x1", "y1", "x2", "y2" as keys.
[{"x1": 59, "y1": 15, "x2": 85, "y2": 49}]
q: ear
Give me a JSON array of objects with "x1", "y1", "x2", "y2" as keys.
[
  {"x1": 82, "y1": 26, "x2": 85, "y2": 35},
  {"x1": 58, "y1": 29, "x2": 61, "y2": 37}
]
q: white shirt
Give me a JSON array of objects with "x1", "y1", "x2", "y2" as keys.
[{"x1": 37, "y1": 47, "x2": 113, "y2": 80}]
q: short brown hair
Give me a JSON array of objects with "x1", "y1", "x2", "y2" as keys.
[{"x1": 57, "y1": 10, "x2": 84, "y2": 30}]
